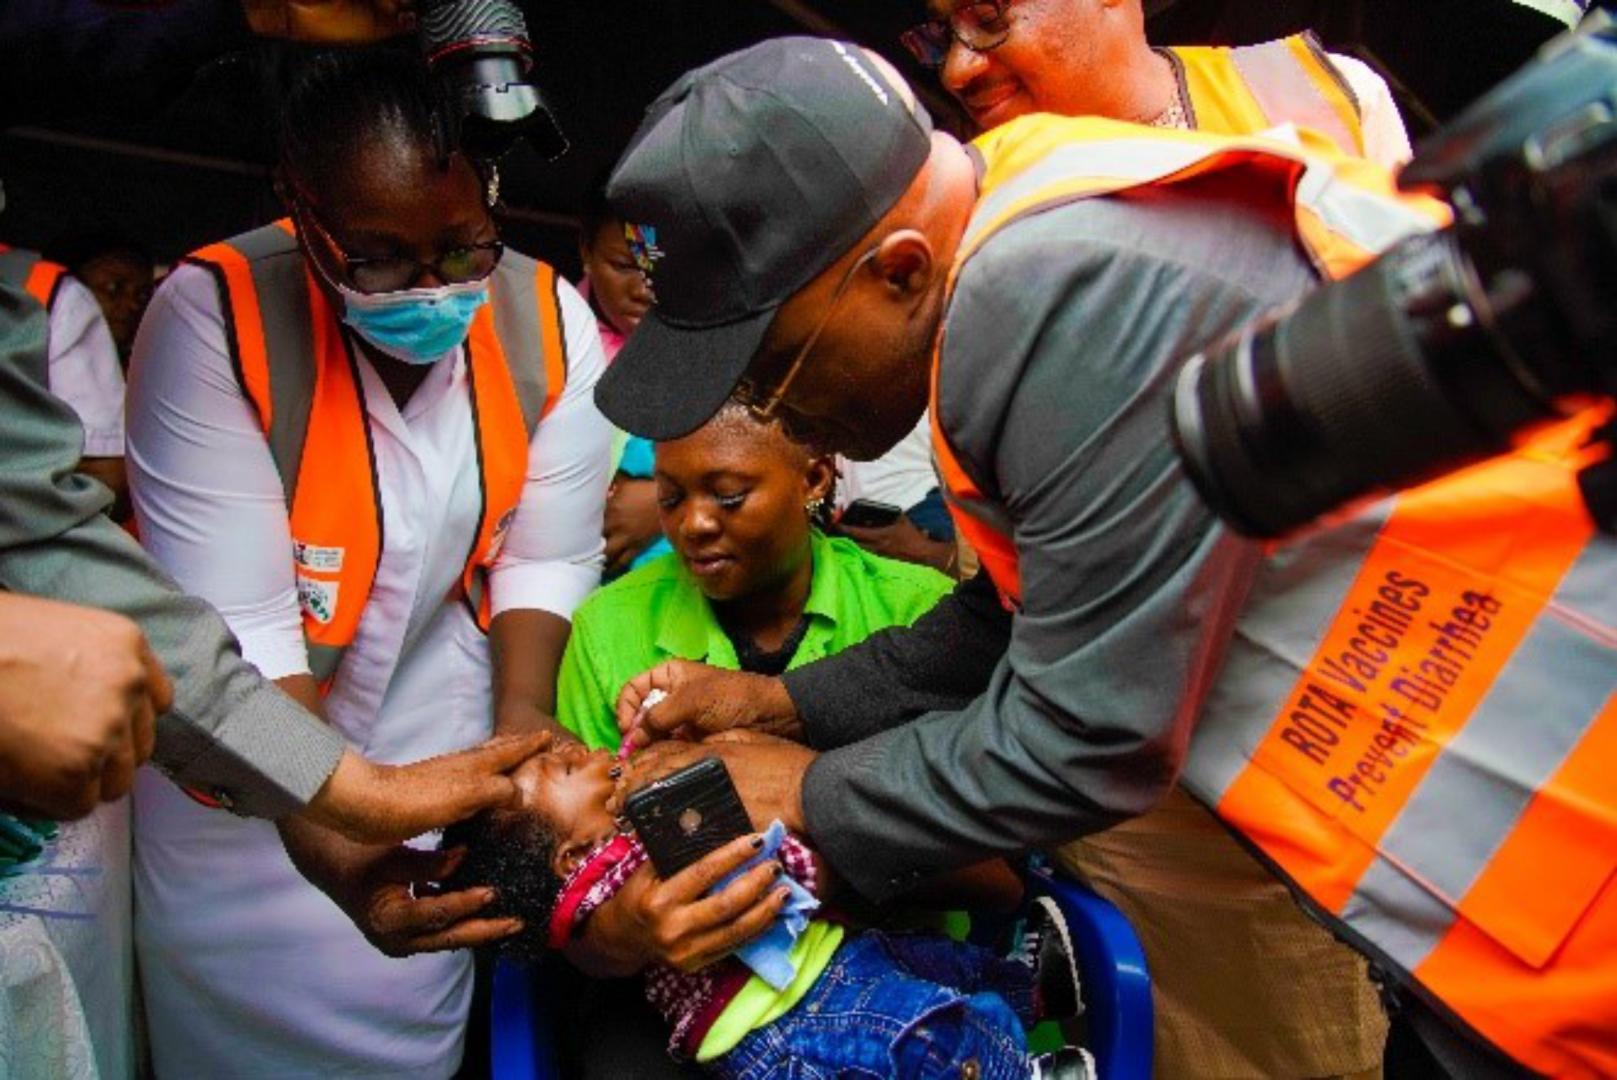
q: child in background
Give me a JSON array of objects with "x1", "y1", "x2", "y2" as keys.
[
  {"x1": 577, "y1": 174, "x2": 668, "y2": 577},
  {"x1": 447, "y1": 742, "x2": 1093, "y2": 1079}
]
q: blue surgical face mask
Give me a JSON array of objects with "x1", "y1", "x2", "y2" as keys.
[{"x1": 337, "y1": 279, "x2": 490, "y2": 366}]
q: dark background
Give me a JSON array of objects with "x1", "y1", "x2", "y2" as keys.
[{"x1": 0, "y1": 0, "x2": 1576, "y2": 278}]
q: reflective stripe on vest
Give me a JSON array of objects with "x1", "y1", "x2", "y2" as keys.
[
  {"x1": 959, "y1": 116, "x2": 1444, "y2": 287},
  {"x1": 1171, "y1": 32, "x2": 1365, "y2": 159},
  {"x1": 184, "y1": 221, "x2": 568, "y2": 685},
  {"x1": 1183, "y1": 406, "x2": 1617, "y2": 1077},
  {"x1": 0, "y1": 245, "x2": 69, "y2": 312},
  {"x1": 934, "y1": 115, "x2": 1448, "y2": 608}
]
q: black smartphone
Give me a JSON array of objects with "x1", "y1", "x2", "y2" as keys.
[
  {"x1": 624, "y1": 757, "x2": 755, "y2": 878},
  {"x1": 839, "y1": 498, "x2": 904, "y2": 528}
]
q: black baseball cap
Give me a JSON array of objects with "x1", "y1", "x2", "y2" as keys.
[{"x1": 594, "y1": 36, "x2": 934, "y2": 441}]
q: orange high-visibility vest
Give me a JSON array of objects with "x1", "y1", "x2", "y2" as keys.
[
  {"x1": 1170, "y1": 32, "x2": 1369, "y2": 159},
  {"x1": 934, "y1": 114, "x2": 1449, "y2": 605},
  {"x1": 184, "y1": 221, "x2": 569, "y2": 686},
  {"x1": 0, "y1": 244, "x2": 69, "y2": 314},
  {"x1": 933, "y1": 115, "x2": 1617, "y2": 1076}
]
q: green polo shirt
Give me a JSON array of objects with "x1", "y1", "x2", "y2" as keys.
[{"x1": 556, "y1": 530, "x2": 952, "y2": 750}]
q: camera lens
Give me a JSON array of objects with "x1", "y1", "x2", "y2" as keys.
[{"x1": 1171, "y1": 230, "x2": 1551, "y2": 537}]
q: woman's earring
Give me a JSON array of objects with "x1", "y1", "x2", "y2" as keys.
[
  {"x1": 805, "y1": 496, "x2": 825, "y2": 518},
  {"x1": 485, "y1": 163, "x2": 501, "y2": 207}
]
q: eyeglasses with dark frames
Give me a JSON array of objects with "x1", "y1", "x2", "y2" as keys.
[
  {"x1": 290, "y1": 194, "x2": 504, "y2": 296},
  {"x1": 899, "y1": 1, "x2": 1014, "y2": 70}
]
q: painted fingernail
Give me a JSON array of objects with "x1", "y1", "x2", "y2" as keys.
[
  {"x1": 608, "y1": 765, "x2": 623, "y2": 779},
  {"x1": 774, "y1": 888, "x2": 791, "y2": 904},
  {"x1": 772, "y1": 863, "x2": 783, "y2": 879},
  {"x1": 751, "y1": 834, "x2": 765, "y2": 849}
]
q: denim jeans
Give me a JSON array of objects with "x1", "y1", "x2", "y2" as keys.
[{"x1": 709, "y1": 930, "x2": 1034, "y2": 1080}]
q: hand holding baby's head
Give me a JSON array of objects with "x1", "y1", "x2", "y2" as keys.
[{"x1": 443, "y1": 741, "x2": 626, "y2": 961}]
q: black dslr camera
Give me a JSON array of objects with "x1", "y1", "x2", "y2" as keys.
[
  {"x1": 417, "y1": 0, "x2": 566, "y2": 159},
  {"x1": 1171, "y1": 12, "x2": 1617, "y2": 538}
]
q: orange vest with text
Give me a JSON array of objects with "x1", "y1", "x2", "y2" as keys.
[
  {"x1": 933, "y1": 115, "x2": 1617, "y2": 1077},
  {"x1": 185, "y1": 220, "x2": 568, "y2": 686}
]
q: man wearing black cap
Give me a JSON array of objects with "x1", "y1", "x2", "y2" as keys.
[
  {"x1": 595, "y1": 32, "x2": 1271, "y2": 858},
  {"x1": 585, "y1": 37, "x2": 1435, "y2": 1073}
]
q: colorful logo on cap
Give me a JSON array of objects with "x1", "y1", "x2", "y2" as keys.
[{"x1": 624, "y1": 223, "x2": 665, "y2": 281}]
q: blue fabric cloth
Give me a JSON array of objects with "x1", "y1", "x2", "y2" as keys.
[
  {"x1": 904, "y1": 486, "x2": 956, "y2": 543},
  {"x1": 712, "y1": 821, "x2": 818, "y2": 990},
  {"x1": 710, "y1": 930, "x2": 1034, "y2": 1080}
]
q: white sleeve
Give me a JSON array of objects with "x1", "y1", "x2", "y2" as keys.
[
  {"x1": 1328, "y1": 51, "x2": 1414, "y2": 171},
  {"x1": 124, "y1": 264, "x2": 312, "y2": 680},
  {"x1": 46, "y1": 278, "x2": 126, "y2": 458},
  {"x1": 488, "y1": 276, "x2": 611, "y2": 620},
  {"x1": 838, "y1": 414, "x2": 939, "y2": 511}
]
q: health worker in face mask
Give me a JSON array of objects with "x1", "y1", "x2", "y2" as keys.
[{"x1": 123, "y1": 43, "x2": 611, "y2": 1078}]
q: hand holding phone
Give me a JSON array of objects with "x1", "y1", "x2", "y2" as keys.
[
  {"x1": 838, "y1": 499, "x2": 904, "y2": 529},
  {"x1": 624, "y1": 757, "x2": 755, "y2": 878}
]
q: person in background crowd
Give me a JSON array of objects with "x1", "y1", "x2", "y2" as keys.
[
  {"x1": 577, "y1": 174, "x2": 670, "y2": 576},
  {"x1": 53, "y1": 230, "x2": 157, "y2": 368},
  {"x1": 125, "y1": 43, "x2": 610, "y2": 1078},
  {"x1": 0, "y1": 232, "x2": 129, "y2": 516},
  {"x1": 905, "y1": 0, "x2": 1411, "y2": 168},
  {"x1": 897, "y1": 3, "x2": 1416, "y2": 1074}
]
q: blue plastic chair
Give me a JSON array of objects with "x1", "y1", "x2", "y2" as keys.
[
  {"x1": 489, "y1": 958, "x2": 562, "y2": 1079},
  {"x1": 490, "y1": 868, "x2": 1152, "y2": 1079},
  {"x1": 1027, "y1": 865, "x2": 1153, "y2": 1080}
]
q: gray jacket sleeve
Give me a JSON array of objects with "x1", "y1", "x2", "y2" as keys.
[
  {"x1": 0, "y1": 283, "x2": 343, "y2": 819},
  {"x1": 801, "y1": 182, "x2": 1316, "y2": 901}
]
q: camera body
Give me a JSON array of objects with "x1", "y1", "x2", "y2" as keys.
[
  {"x1": 1171, "y1": 13, "x2": 1617, "y2": 538},
  {"x1": 417, "y1": 0, "x2": 566, "y2": 160}
]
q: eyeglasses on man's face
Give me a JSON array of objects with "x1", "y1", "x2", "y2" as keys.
[
  {"x1": 735, "y1": 247, "x2": 879, "y2": 429},
  {"x1": 292, "y1": 194, "x2": 504, "y2": 295},
  {"x1": 900, "y1": 1, "x2": 1014, "y2": 69}
]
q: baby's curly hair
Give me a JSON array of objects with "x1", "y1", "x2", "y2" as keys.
[{"x1": 442, "y1": 809, "x2": 566, "y2": 964}]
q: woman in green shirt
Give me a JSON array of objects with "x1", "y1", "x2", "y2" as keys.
[{"x1": 557, "y1": 401, "x2": 952, "y2": 750}]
